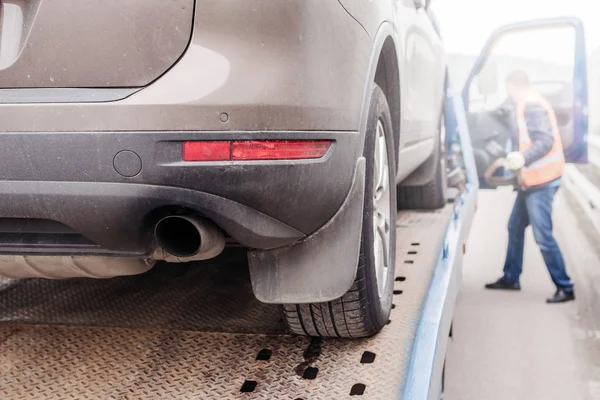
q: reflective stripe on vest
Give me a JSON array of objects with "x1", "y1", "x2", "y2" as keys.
[{"x1": 517, "y1": 93, "x2": 565, "y2": 188}]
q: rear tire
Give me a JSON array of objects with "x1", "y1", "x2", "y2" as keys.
[
  {"x1": 397, "y1": 112, "x2": 448, "y2": 210},
  {"x1": 281, "y1": 84, "x2": 396, "y2": 338}
]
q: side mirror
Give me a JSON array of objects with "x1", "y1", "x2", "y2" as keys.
[{"x1": 476, "y1": 61, "x2": 499, "y2": 97}]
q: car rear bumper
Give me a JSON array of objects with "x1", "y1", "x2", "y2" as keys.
[{"x1": 0, "y1": 130, "x2": 359, "y2": 256}]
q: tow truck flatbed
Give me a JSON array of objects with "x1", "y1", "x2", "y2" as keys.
[{"x1": 0, "y1": 190, "x2": 474, "y2": 400}]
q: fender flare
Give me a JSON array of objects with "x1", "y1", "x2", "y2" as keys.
[{"x1": 355, "y1": 22, "x2": 401, "y2": 162}]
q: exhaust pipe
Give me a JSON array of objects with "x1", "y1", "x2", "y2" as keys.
[{"x1": 153, "y1": 215, "x2": 225, "y2": 262}]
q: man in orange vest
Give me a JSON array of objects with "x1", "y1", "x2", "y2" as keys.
[{"x1": 485, "y1": 70, "x2": 574, "y2": 303}]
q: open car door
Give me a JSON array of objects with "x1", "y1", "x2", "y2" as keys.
[{"x1": 461, "y1": 18, "x2": 588, "y2": 188}]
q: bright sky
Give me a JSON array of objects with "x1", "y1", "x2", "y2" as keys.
[{"x1": 432, "y1": 0, "x2": 600, "y2": 56}]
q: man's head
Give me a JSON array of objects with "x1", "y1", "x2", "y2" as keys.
[{"x1": 506, "y1": 70, "x2": 530, "y2": 103}]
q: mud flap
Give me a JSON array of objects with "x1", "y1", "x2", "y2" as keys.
[{"x1": 248, "y1": 158, "x2": 365, "y2": 304}]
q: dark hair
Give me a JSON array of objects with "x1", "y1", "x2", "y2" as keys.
[{"x1": 506, "y1": 70, "x2": 530, "y2": 88}]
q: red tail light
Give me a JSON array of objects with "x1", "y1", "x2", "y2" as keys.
[
  {"x1": 231, "y1": 140, "x2": 331, "y2": 160},
  {"x1": 182, "y1": 141, "x2": 230, "y2": 162},
  {"x1": 182, "y1": 140, "x2": 331, "y2": 162}
]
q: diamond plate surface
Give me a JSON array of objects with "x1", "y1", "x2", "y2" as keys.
[
  {"x1": 0, "y1": 206, "x2": 453, "y2": 399},
  {"x1": 0, "y1": 248, "x2": 286, "y2": 334}
]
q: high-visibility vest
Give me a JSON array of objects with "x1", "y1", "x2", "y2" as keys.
[{"x1": 516, "y1": 92, "x2": 565, "y2": 188}]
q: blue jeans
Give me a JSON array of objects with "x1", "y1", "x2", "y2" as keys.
[{"x1": 503, "y1": 185, "x2": 574, "y2": 292}]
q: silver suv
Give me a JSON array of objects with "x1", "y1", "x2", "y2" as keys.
[{"x1": 0, "y1": 0, "x2": 447, "y2": 338}]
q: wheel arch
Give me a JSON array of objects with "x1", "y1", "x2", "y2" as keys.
[
  {"x1": 357, "y1": 23, "x2": 402, "y2": 174},
  {"x1": 374, "y1": 36, "x2": 401, "y2": 173}
]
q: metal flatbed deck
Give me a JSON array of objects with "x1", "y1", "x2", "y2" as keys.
[{"x1": 0, "y1": 193, "x2": 473, "y2": 400}]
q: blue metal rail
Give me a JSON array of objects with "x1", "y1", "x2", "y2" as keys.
[{"x1": 402, "y1": 85, "x2": 479, "y2": 400}]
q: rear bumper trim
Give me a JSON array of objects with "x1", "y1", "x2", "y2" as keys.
[{"x1": 0, "y1": 180, "x2": 305, "y2": 256}]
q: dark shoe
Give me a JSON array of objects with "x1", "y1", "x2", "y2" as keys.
[
  {"x1": 546, "y1": 290, "x2": 575, "y2": 304},
  {"x1": 485, "y1": 278, "x2": 521, "y2": 291}
]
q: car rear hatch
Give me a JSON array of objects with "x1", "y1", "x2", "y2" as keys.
[{"x1": 0, "y1": 0, "x2": 195, "y2": 88}]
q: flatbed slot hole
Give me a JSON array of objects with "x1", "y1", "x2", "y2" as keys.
[
  {"x1": 360, "y1": 351, "x2": 376, "y2": 364},
  {"x1": 240, "y1": 380, "x2": 257, "y2": 393},
  {"x1": 350, "y1": 383, "x2": 366, "y2": 396}
]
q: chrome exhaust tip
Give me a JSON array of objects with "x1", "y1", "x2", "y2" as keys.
[{"x1": 154, "y1": 215, "x2": 225, "y2": 262}]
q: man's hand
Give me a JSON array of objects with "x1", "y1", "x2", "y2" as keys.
[{"x1": 504, "y1": 152, "x2": 525, "y2": 171}]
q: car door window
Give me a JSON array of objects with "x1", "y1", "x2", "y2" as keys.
[{"x1": 468, "y1": 27, "x2": 575, "y2": 114}]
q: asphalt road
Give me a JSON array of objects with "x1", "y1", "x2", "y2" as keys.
[{"x1": 445, "y1": 187, "x2": 600, "y2": 400}]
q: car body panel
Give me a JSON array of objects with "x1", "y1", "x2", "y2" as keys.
[
  {"x1": 0, "y1": 0, "x2": 195, "y2": 88},
  {"x1": 1, "y1": 1, "x2": 371, "y2": 133},
  {"x1": 339, "y1": 0, "x2": 446, "y2": 182}
]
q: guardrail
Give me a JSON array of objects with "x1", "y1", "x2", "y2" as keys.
[
  {"x1": 589, "y1": 134, "x2": 600, "y2": 149},
  {"x1": 589, "y1": 135, "x2": 600, "y2": 167},
  {"x1": 563, "y1": 136, "x2": 600, "y2": 233}
]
